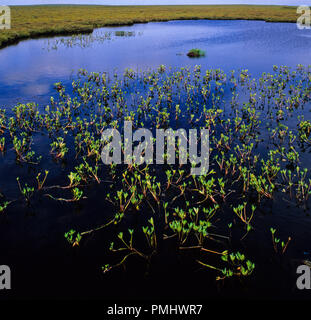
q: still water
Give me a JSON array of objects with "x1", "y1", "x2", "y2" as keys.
[
  {"x1": 0, "y1": 19, "x2": 310, "y2": 107},
  {"x1": 0, "y1": 19, "x2": 311, "y2": 300}
]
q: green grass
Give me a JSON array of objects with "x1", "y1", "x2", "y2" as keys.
[{"x1": 0, "y1": 5, "x2": 300, "y2": 48}]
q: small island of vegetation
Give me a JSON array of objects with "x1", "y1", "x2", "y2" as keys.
[{"x1": 187, "y1": 48, "x2": 206, "y2": 58}]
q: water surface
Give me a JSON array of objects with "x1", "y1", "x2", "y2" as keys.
[
  {"x1": 1, "y1": 19, "x2": 311, "y2": 300},
  {"x1": 0, "y1": 19, "x2": 310, "y2": 107}
]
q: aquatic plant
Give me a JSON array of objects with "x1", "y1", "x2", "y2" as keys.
[
  {"x1": 16, "y1": 177, "x2": 34, "y2": 205},
  {"x1": 187, "y1": 49, "x2": 206, "y2": 58},
  {"x1": 270, "y1": 227, "x2": 291, "y2": 255},
  {"x1": 0, "y1": 64, "x2": 310, "y2": 290}
]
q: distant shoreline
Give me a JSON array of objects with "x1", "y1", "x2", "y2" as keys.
[{"x1": 0, "y1": 5, "x2": 299, "y2": 49}]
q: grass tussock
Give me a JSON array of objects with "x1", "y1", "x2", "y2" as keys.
[
  {"x1": 187, "y1": 48, "x2": 206, "y2": 58},
  {"x1": 0, "y1": 5, "x2": 299, "y2": 48}
]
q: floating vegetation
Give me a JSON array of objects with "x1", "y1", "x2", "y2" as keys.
[
  {"x1": 42, "y1": 30, "x2": 143, "y2": 50},
  {"x1": 0, "y1": 64, "x2": 311, "y2": 289},
  {"x1": 187, "y1": 48, "x2": 206, "y2": 58},
  {"x1": 115, "y1": 31, "x2": 138, "y2": 37},
  {"x1": 43, "y1": 32, "x2": 113, "y2": 50}
]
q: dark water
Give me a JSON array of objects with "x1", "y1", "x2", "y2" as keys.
[
  {"x1": 0, "y1": 20, "x2": 311, "y2": 301},
  {"x1": 0, "y1": 20, "x2": 311, "y2": 108}
]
